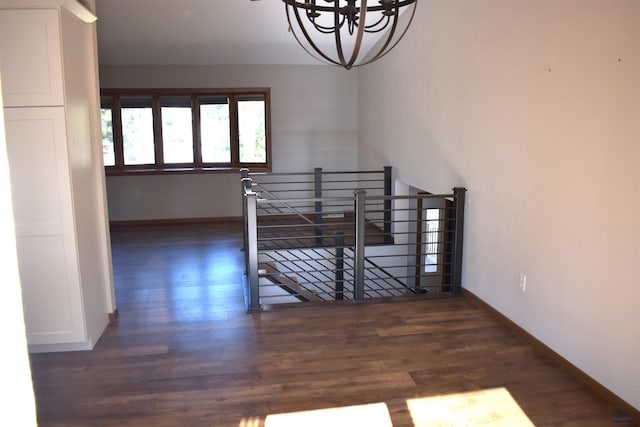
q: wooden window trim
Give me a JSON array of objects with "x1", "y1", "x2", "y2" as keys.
[{"x1": 101, "y1": 88, "x2": 272, "y2": 175}]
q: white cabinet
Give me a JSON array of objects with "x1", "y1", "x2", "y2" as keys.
[
  {"x1": 5, "y1": 107, "x2": 86, "y2": 345},
  {"x1": 0, "y1": 9, "x2": 64, "y2": 106},
  {"x1": 1, "y1": 1, "x2": 115, "y2": 352}
]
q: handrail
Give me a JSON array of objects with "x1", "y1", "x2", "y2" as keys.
[
  {"x1": 256, "y1": 196, "x2": 355, "y2": 204},
  {"x1": 366, "y1": 193, "x2": 455, "y2": 201},
  {"x1": 248, "y1": 169, "x2": 385, "y2": 177}
]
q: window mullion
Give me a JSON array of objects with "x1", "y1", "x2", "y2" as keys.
[
  {"x1": 264, "y1": 90, "x2": 271, "y2": 167},
  {"x1": 113, "y1": 96, "x2": 125, "y2": 169},
  {"x1": 153, "y1": 95, "x2": 163, "y2": 167},
  {"x1": 229, "y1": 95, "x2": 239, "y2": 167},
  {"x1": 192, "y1": 95, "x2": 202, "y2": 167}
]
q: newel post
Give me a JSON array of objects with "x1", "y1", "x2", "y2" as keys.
[
  {"x1": 240, "y1": 168, "x2": 250, "y2": 255},
  {"x1": 245, "y1": 190, "x2": 261, "y2": 311},
  {"x1": 451, "y1": 187, "x2": 466, "y2": 295},
  {"x1": 353, "y1": 189, "x2": 367, "y2": 303}
]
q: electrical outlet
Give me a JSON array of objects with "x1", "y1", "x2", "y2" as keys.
[{"x1": 519, "y1": 273, "x2": 527, "y2": 292}]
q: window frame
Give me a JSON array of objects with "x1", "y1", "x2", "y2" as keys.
[{"x1": 100, "y1": 88, "x2": 272, "y2": 175}]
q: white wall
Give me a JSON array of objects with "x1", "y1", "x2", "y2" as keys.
[
  {"x1": 100, "y1": 64, "x2": 358, "y2": 221},
  {"x1": 358, "y1": 0, "x2": 640, "y2": 411},
  {"x1": 0, "y1": 73, "x2": 37, "y2": 426}
]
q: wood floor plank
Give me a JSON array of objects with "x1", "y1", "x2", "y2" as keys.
[{"x1": 29, "y1": 221, "x2": 636, "y2": 426}]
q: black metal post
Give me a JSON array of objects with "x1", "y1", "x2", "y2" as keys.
[
  {"x1": 240, "y1": 176, "x2": 252, "y2": 264},
  {"x1": 245, "y1": 190, "x2": 261, "y2": 311},
  {"x1": 383, "y1": 166, "x2": 393, "y2": 244},
  {"x1": 353, "y1": 189, "x2": 367, "y2": 303},
  {"x1": 334, "y1": 231, "x2": 344, "y2": 300},
  {"x1": 451, "y1": 187, "x2": 466, "y2": 295},
  {"x1": 314, "y1": 167, "x2": 323, "y2": 246}
]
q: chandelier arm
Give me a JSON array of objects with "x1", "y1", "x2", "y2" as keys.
[
  {"x1": 362, "y1": 0, "x2": 416, "y2": 12},
  {"x1": 309, "y1": 16, "x2": 346, "y2": 34},
  {"x1": 305, "y1": 3, "x2": 346, "y2": 34},
  {"x1": 363, "y1": 14, "x2": 389, "y2": 33},
  {"x1": 286, "y1": 3, "x2": 342, "y2": 67},
  {"x1": 355, "y1": 2, "x2": 417, "y2": 68}
]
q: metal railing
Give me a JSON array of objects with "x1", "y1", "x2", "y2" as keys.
[
  {"x1": 242, "y1": 167, "x2": 392, "y2": 249},
  {"x1": 242, "y1": 168, "x2": 466, "y2": 311}
]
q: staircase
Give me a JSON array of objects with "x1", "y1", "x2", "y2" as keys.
[{"x1": 242, "y1": 167, "x2": 466, "y2": 311}]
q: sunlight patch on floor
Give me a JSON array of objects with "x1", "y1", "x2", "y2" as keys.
[
  {"x1": 238, "y1": 417, "x2": 261, "y2": 427},
  {"x1": 263, "y1": 403, "x2": 393, "y2": 427},
  {"x1": 407, "y1": 387, "x2": 534, "y2": 427},
  {"x1": 239, "y1": 387, "x2": 534, "y2": 427}
]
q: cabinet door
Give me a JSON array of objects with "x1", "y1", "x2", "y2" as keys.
[
  {"x1": 0, "y1": 9, "x2": 64, "y2": 107},
  {"x1": 4, "y1": 107, "x2": 85, "y2": 345}
]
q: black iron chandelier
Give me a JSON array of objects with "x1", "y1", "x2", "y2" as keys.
[{"x1": 282, "y1": 0, "x2": 418, "y2": 70}]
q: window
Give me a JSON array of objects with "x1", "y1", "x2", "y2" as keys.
[
  {"x1": 101, "y1": 99, "x2": 115, "y2": 167},
  {"x1": 237, "y1": 96, "x2": 267, "y2": 163},
  {"x1": 423, "y1": 208, "x2": 441, "y2": 274},
  {"x1": 200, "y1": 96, "x2": 231, "y2": 163},
  {"x1": 160, "y1": 96, "x2": 194, "y2": 164},
  {"x1": 100, "y1": 89, "x2": 271, "y2": 174},
  {"x1": 121, "y1": 96, "x2": 154, "y2": 165}
]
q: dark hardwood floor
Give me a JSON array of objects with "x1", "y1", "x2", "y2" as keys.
[{"x1": 29, "y1": 221, "x2": 634, "y2": 426}]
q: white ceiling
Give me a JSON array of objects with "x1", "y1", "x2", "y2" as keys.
[{"x1": 95, "y1": 0, "x2": 320, "y2": 66}]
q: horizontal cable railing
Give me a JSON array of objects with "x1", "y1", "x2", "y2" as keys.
[
  {"x1": 242, "y1": 167, "x2": 466, "y2": 311},
  {"x1": 244, "y1": 167, "x2": 392, "y2": 245}
]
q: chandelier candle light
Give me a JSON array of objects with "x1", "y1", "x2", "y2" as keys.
[{"x1": 282, "y1": 0, "x2": 417, "y2": 70}]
